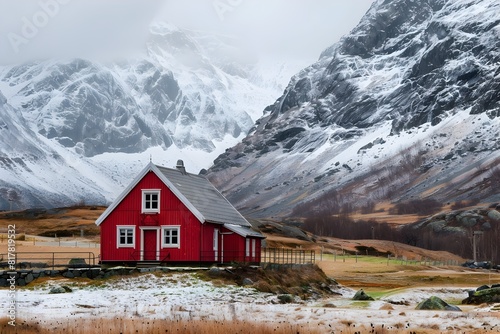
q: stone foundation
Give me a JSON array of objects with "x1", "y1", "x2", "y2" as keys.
[{"x1": 0, "y1": 267, "x2": 143, "y2": 287}]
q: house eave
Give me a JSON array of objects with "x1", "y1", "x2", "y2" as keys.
[{"x1": 95, "y1": 162, "x2": 205, "y2": 226}]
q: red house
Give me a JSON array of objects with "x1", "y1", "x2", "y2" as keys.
[{"x1": 95, "y1": 160, "x2": 265, "y2": 266}]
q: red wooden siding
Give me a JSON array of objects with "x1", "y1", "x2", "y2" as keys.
[
  {"x1": 99, "y1": 170, "x2": 262, "y2": 264},
  {"x1": 100, "y1": 171, "x2": 202, "y2": 263}
]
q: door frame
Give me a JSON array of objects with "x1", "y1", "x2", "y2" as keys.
[{"x1": 140, "y1": 227, "x2": 160, "y2": 261}]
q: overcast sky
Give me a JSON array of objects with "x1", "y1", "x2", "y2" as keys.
[{"x1": 0, "y1": 0, "x2": 374, "y2": 66}]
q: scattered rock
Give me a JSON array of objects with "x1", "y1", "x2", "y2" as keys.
[
  {"x1": 323, "y1": 303, "x2": 336, "y2": 308},
  {"x1": 462, "y1": 261, "x2": 492, "y2": 269},
  {"x1": 242, "y1": 278, "x2": 253, "y2": 286},
  {"x1": 353, "y1": 289, "x2": 374, "y2": 301},
  {"x1": 379, "y1": 303, "x2": 394, "y2": 310},
  {"x1": 462, "y1": 287, "x2": 500, "y2": 305},
  {"x1": 207, "y1": 267, "x2": 221, "y2": 277},
  {"x1": 416, "y1": 296, "x2": 461, "y2": 311},
  {"x1": 24, "y1": 273, "x2": 34, "y2": 284},
  {"x1": 487, "y1": 209, "x2": 500, "y2": 221},
  {"x1": 68, "y1": 258, "x2": 87, "y2": 268},
  {"x1": 62, "y1": 271, "x2": 75, "y2": 278},
  {"x1": 277, "y1": 294, "x2": 295, "y2": 304},
  {"x1": 49, "y1": 285, "x2": 73, "y2": 294},
  {"x1": 387, "y1": 299, "x2": 410, "y2": 306}
]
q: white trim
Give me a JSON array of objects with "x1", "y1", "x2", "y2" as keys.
[
  {"x1": 140, "y1": 226, "x2": 160, "y2": 261},
  {"x1": 96, "y1": 162, "x2": 205, "y2": 226},
  {"x1": 116, "y1": 225, "x2": 135, "y2": 248},
  {"x1": 213, "y1": 229, "x2": 219, "y2": 262},
  {"x1": 252, "y1": 239, "x2": 256, "y2": 259},
  {"x1": 161, "y1": 225, "x2": 180, "y2": 248},
  {"x1": 142, "y1": 189, "x2": 161, "y2": 213},
  {"x1": 152, "y1": 164, "x2": 205, "y2": 223},
  {"x1": 245, "y1": 238, "x2": 250, "y2": 257}
]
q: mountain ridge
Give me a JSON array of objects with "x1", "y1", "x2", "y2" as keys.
[
  {"x1": 207, "y1": 0, "x2": 500, "y2": 218},
  {"x1": 0, "y1": 23, "x2": 298, "y2": 210}
]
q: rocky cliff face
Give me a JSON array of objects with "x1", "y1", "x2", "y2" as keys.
[
  {"x1": 0, "y1": 23, "x2": 294, "y2": 210},
  {"x1": 208, "y1": 0, "x2": 500, "y2": 218}
]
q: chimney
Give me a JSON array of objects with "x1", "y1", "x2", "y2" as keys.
[{"x1": 176, "y1": 159, "x2": 186, "y2": 175}]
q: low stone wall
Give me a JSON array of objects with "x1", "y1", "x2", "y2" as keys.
[{"x1": 0, "y1": 267, "x2": 144, "y2": 287}]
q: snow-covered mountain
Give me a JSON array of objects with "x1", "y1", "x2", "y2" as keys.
[
  {"x1": 207, "y1": 0, "x2": 500, "y2": 218},
  {"x1": 0, "y1": 23, "x2": 299, "y2": 210}
]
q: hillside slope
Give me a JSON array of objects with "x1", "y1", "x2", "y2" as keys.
[
  {"x1": 208, "y1": 0, "x2": 500, "y2": 218},
  {"x1": 0, "y1": 23, "x2": 296, "y2": 210}
]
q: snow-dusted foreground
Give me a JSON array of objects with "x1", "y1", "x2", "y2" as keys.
[{"x1": 2, "y1": 273, "x2": 499, "y2": 332}]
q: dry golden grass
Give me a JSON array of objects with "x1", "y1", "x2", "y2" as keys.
[
  {"x1": 349, "y1": 201, "x2": 467, "y2": 226},
  {"x1": 4, "y1": 317, "x2": 492, "y2": 334},
  {"x1": 317, "y1": 256, "x2": 500, "y2": 290},
  {"x1": 0, "y1": 206, "x2": 104, "y2": 237},
  {"x1": 2, "y1": 205, "x2": 497, "y2": 295},
  {"x1": 0, "y1": 241, "x2": 100, "y2": 267},
  {"x1": 266, "y1": 233, "x2": 464, "y2": 264},
  {"x1": 0, "y1": 317, "x2": 325, "y2": 334}
]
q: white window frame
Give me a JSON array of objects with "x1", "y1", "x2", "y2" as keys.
[
  {"x1": 245, "y1": 238, "x2": 250, "y2": 257},
  {"x1": 142, "y1": 189, "x2": 160, "y2": 213},
  {"x1": 161, "y1": 226, "x2": 180, "y2": 248},
  {"x1": 213, "y1": 229, "x2": 219, "y2": 261},
  {"x1": 117, "y1": 225, "x2": 135, "y2": 248}
]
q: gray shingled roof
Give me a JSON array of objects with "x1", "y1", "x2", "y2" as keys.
[
  {"x1": 224, "y1": 224, "x2": 265, "y2": 238},
  {"x1": 156, "y1": 165, "x2": 250, "y2": 227}
]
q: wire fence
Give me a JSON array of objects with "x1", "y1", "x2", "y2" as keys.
[
  {"x1": 0, "y1": 234, "x2": 99, "y2": 248},
  {"x1": 261, "y1": 248, "x2": 315, "y2": 265},
  {"x1": 25, "y1": 240, "x2": 100, "y2": 248},
  {"x1": 317, "y1": 251, "x2": 462, "y2": 267},
  {"x1": 0, "y1": 251, "x2": 98, "y2": 270}
]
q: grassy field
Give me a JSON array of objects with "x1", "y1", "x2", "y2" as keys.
[
  {"x1": 0, "y1": 318, "x2": 327, "y2": 334},
  {"x1": 317, "y1": 253, "x2": 500, "y2": 290},
  {"x1": 0, "y1": 206, "x2": 103, "y2": 237},
  {"x1": 2, "y1": 205, "x2": 497, "y2": 291}
]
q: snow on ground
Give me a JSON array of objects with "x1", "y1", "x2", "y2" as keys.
[{"x1": 1, "y1": 273, "x2": 499, "y2": 332}]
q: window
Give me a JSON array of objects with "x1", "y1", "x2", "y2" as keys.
[
  {"x1": 162, "y1": 226, "x2": 180, "y2": 248},
  {"x1": 245, "y1": 239, "x2": 250, "y2": 257},
  {"x1": 117, "y1": 226, "x2": 135, "y2": 248},
  {"x1": 142, "y1": 190, "x2": 160, "y2": 213}
]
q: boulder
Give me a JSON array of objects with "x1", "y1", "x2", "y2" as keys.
[
  {"x1": 487, "y1": 210, "x2": 500, "y2": 221},
  {"x1": 49, "y1": 285, "x2": 72, "y2": 294},
  {"x1": 416, "y1": 296, "x2": 461, "y2": 311},
  {"x1": 457, "y1": 212, "x2": 481, "y2": 227},
  {"x1": 207, "y1": 267, "x2": 221, "y2": 277},
  {"x1": 62, "y1": 271, "x2": 74, "y2": 278},
  {"x1": 352, "y1": 289, "x2": 374, "y2": 301},
  {"x1": 49, "y1": 286, "x2": 66, "y2": 294},
  {"x1": 277, "y1": 294, "x2": 295, "y2": 304},
  {"x1": 242, "y1": 278, "x2": 254, "y2": 286},
  {"x1": 462, "y1": 287, "x2": 500, "y2": 304},
  {"x1": 323, "y1": 303, "x2": 337, "y2": 308},
  {"x1": 68, "y1": 258, "x2": 87, "y2": 268},
  {"x1": 24, "y1": 273, "x2": 34, "y2": 284}
]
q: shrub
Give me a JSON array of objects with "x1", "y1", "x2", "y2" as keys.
[
  {"x1": 389, "y1": 199, "x2": 442, "y2": 216},
  {"x1": 360, "y1": 201, "x2": 376, "y2": 214}
]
